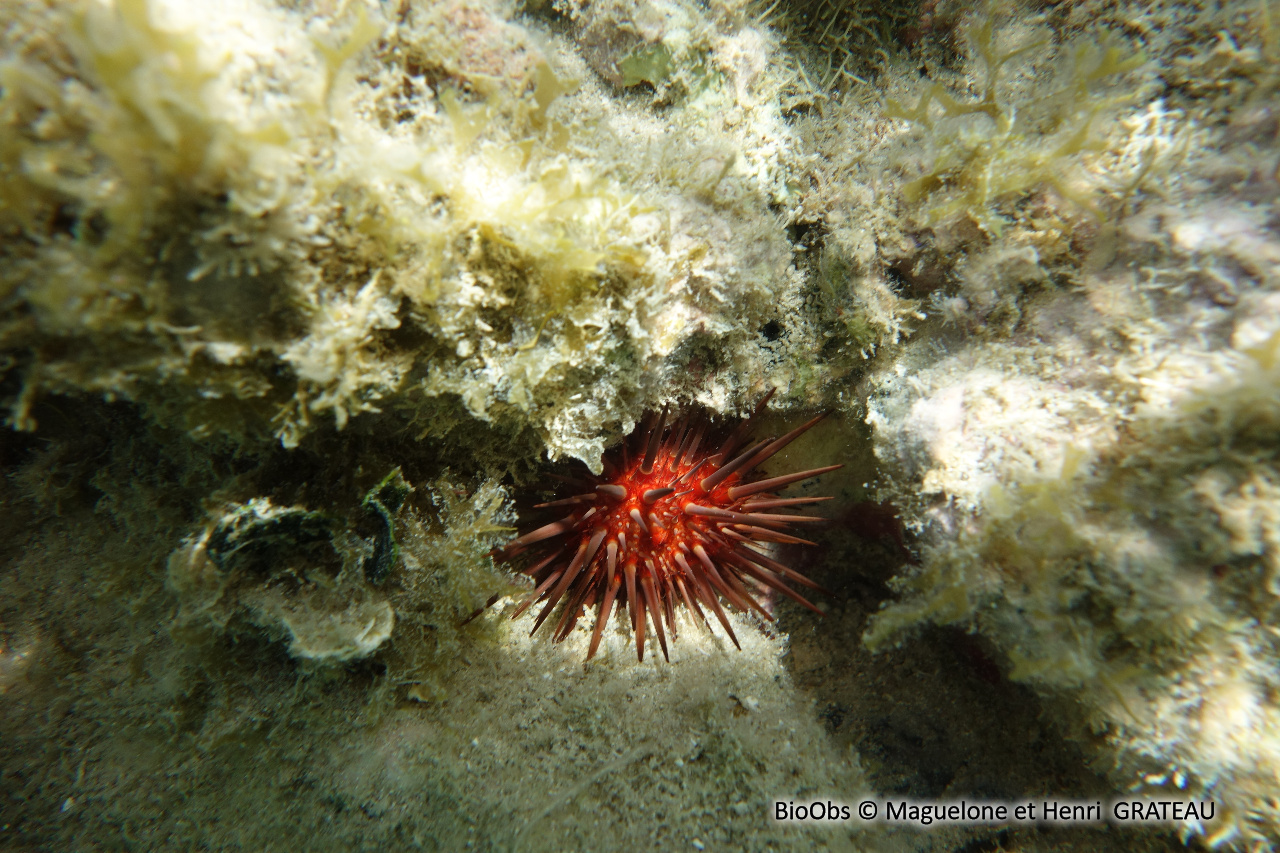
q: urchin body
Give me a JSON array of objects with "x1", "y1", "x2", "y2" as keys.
[{"x1": 492, "y1": 393, "x2": 841, "y2": 662}]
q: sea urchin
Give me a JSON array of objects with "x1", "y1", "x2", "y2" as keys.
[{"x1": 491, "y1": 393, "x2": 841, "y2": 662}]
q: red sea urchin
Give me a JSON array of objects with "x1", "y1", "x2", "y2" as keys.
[{"x1": 491, "y1": 393, "x2": 841, "y2": 662}]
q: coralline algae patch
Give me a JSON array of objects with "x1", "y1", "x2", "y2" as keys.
[
  {"x1": 835, "y1": 5, "x2": 1280, "y2": 846},
  {"x1": 861, "y1": 157, "x2": 1280, "y2": 849}
]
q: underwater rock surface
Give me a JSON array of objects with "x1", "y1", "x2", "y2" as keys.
[{"x1": 1, "y1": 0, "x2": 1277, "y2": 850}]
